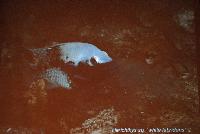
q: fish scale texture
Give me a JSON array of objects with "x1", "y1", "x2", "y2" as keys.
[{"x1": 40, "y1": 68, "x2": 71, "y2": 89}]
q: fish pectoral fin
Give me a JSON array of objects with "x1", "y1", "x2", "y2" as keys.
[
  {"x1": 73, "y1": 61, "x2": 79, "y2": 66},
  {"x1": 87, "y1": 60, "x2": 94, "y2": 66}
]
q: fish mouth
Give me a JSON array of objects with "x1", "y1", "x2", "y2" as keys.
[
  {"x1": 93, "y1": 56, "x2": 112, "y2": 64},
  {"x1": 101, "y1": 56, "x2": 112, "y2": 63},
  {"x1": 106, "y1": 57, "x2": 112, "y2": 62}
]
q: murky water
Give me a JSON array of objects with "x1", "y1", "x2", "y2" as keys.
[{"x1": 0, "y1": 0, "x2": 199, "y2": 133}]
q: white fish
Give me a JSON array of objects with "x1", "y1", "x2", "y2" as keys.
[
  {"x1": 28, "y1": 42, "x2": 112, "y2": 67},
  {"x1": 56, "y1": 42, "x2": 112, "y2": 66}
]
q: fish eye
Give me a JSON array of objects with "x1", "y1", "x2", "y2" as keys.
[{"x1": 90, "y1": 57, "x2": 98, "y2": 65}]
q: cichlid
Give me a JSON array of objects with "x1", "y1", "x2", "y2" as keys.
[
  {"x1": 39, "y1": 68, "x2": 71, "y2": 89},
  {"x1": 29, "y1": 42, "x2": 112, "y2": 67},
  {"x1": 56, "y1": 42, "x2": 112, "y2": 66}
]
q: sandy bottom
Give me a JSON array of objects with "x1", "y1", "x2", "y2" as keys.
[{"x1": 0, "y1": 0, "x2": 199, "y2": 133}]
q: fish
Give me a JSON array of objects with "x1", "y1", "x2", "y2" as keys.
[
  {"x1": 39, "y1": 68, "x2": 71, "y2": 89},
  {"x1": 56, "y1": 42, "x2": 112, "y2": 66},
  {"x1": 28, "y1": 42, "x2": 112, "y2": 67}
]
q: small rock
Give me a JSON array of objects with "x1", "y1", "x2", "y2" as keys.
[
  {"x1": 70, "y1": 108, "x2": 119, "y2": 134},
  {"x1": 175, "y1": 9, "x2": 194, "y2": 33},
  {"x1": 145, "y1": 51, "x2": 157, "y2": 65},
  {"x1": 145, "y1": 57, "x2": 154, "y2": 65},
  {"x1": 180, "y1": 72, "x2": 190, "y2": 80}
]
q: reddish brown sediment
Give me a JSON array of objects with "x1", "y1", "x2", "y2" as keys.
[{"x1": 0, "y1": 0, "x2": 199, "y2": 133}]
